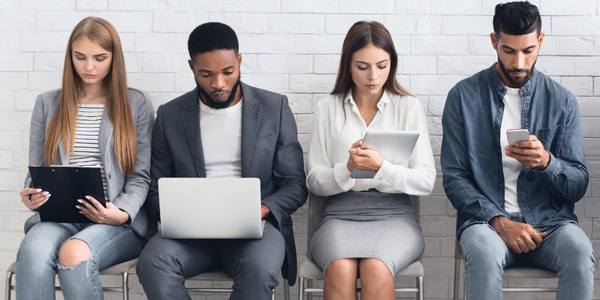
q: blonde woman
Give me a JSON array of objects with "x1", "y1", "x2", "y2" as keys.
[
  {"x1": 15, "y1": 17, "x2": 154, "y2": 300},
  {"x1": 306, "y1": 21, "x2": 436, "y2": 300}
]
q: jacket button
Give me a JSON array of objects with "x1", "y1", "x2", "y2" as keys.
[{"x1": 108, "y1": 174, "x2": 112, "y2": 180}]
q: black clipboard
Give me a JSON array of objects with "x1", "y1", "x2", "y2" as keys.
[{"x1": 28, "y1": 166, "x2": 106, "y2": 223}]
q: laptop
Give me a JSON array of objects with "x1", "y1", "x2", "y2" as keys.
[{"x1": 158, "y1": 177, "x2": 264, "y2": 239}]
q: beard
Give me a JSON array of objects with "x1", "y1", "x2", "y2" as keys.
[
  {"x1": 497, "y1": 56, "x2": 536, "y2": 88},
  {"x1": 196, "y1": 73, "x2": 241, "y2": 109}
]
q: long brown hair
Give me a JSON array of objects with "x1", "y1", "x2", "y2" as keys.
[
  {"x1": 45, "y1": 17, "x2": 138, "y2": 175},
  {"x1": 331, "y1": 21, "x2": 412, "y2": 97}
]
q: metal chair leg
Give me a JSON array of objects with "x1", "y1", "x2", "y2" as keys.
[
  {"x1": 298, "y1": 277, "x2": 304, "y2": 300},
  {"x1": 454, "y1": 258, "x2": 461, "y2": 300},
  {"x1": 122, "y1": 271, "x2": 129, "y2": 300},
  {"x1": 417, "y1": 276, "x2": 424, "y2": 300},
  {"x1": 5, "y1": 271, "x2": 13, "y2": 300},
  {"x1": 283, "y1": 279, "x2": 290, "y2": 300},
  {"x1": 306, "y1": 278, "x2": 313, "y2": 300}
]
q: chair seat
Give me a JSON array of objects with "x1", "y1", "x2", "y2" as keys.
[
  {"x1": 7, "y1": 259, "x2": 137, "y2": 275},
  {"x1": 503, "y1": 266, "x2": 557, "y2": 278},
  {"x1": 298, "y1": 258, "x2": 424, "y2": 280},
  {"x1": 187, "y1": 269, "x2": 233, "y2": 280}
]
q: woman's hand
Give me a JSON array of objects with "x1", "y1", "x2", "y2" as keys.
[
  {"x1": 347, "y1": 138, "x2": 383, "y2": 172},
  {"x1": 20, "y1": 188, "x2": 49, "y2": 210},
  {"x1": 77, "y1": 196, "x2": 129, "y2": 225}
]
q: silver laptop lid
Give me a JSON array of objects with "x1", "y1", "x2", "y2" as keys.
[{"x1": 158, "y1": 177, "x2": 262, "y2": 239}]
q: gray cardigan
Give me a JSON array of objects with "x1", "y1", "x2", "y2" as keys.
[{"x1": 23, "y1": 88, "x2": 155, "y2": 237}]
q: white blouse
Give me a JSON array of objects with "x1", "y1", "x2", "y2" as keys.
[{"x1": 306, "y1": 90, "x2": 436, "y2": 197}]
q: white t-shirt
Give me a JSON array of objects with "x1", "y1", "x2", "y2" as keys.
[
  {"x1": 199, "y1": 98, "x2": 243, "y2": 178},
  {"x1": 500, "y1": 87, "x2": 523, "y2": 214}
]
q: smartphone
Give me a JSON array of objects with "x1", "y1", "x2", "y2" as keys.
[{"x1": 506, "y1": 129, "x2": 530, "y2": 146}]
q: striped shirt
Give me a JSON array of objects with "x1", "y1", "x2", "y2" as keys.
[{"x1": 68, "y1": 104, "x2": 109, "y2": 201}]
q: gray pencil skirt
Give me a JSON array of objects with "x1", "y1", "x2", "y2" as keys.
[{"x1": 309, "y1": 190, "x2": 425, "y2": 277}]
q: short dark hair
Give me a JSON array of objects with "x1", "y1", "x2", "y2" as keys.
[
  {"x1": 187, "y1": 22, "x2": 239, "y2": 58},
  {"x1": 493, "y1": 1, "x2": 541, "y2": 38}
]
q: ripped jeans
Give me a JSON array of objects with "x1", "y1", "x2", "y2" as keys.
[{"x1": 15, "y1": 222, "x2": 144, "y2": 300}]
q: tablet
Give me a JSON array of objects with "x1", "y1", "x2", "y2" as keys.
[
  {"x1": 28, "y1": 166, "x2": 106, "y2": 223},
  {"x1": 350, "y1": 131, "x2": 420, "y2": 179}
]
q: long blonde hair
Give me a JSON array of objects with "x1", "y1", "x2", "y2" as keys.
[{"x1": 45, "y1": 17, "x2": 137, "y2": 175}]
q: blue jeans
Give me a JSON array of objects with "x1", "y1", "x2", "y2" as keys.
[
  {"x1": 460, "y1": 213, "x2": 595, "y2": 300},
  {"x1": 15, "y1": 222, "x2": 144, "y2": 300}
]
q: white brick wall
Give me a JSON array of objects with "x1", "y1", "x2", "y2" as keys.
[{"x1": 1, "y1": 1, "x2": 600, "y2": 299}]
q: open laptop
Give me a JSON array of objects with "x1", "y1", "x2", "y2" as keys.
[{"x1": 158, "y1": 177, "x2": 264, "y2": 239}]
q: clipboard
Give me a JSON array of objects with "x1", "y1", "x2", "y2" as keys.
[{"x1": 28, "y1": 166, "x2": 106, "y2": 223}]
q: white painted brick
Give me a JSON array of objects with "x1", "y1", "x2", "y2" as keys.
[
  {"x1": 294, "y1": 113, "x2": 313, "y2": 134},
  {"x1": 0, "y1": 0, "x2": 18, "y2": 11},
  {"x1": 128, "y1": 73, "x2": 175, "y2": 92},
  {"x1": 124, "y1": 53, "x2": 142, "y2": 73},
  {"x1": 142, "y1": 53, "x2": 189, "y2": 73},
  {"x1": 0, "y1": 53, "x2": 33, "y2": 72},
  {"x1": 4, "y1": 211, "x2": 32, "y2": 232},
  {"x1": 429, "y1": 95, "x2": 446, "y2": 116},
  {"x1": 411, "y1": 75, "x2": 466, "y2": 95},
  {"x1": 224, "y1": 0, "x2": 279, "y2": 12},
  {"x1": 268, "y1": 14, "x2": 324, "y2": 34},
  {"x1": 240, "y1": 54, "x2": 256, "y2": 73},
  {"x1": 0, "y1": 233, "x2": 24, "y2": 250},
  {"x1": 15, "y1": 92, "x2": 37, "y2": 112},
  {"x1": 0, "y1": 152, "x2": 12, "y2": 170},
  {"x1": 209, "y1": 13, "x2": 267, "y2": 33},
  {"x1": 174, "y1": 73, "x2": 196, "y2": 92},
  {"x1": 397, "y1": 74, "x2": 410, "y2": 91},
  {"x1": 595, "y1": 78, "x2": 600, "y2": 96},
  {"x1": 135, "y1": 33, "x2": 170, "y2": 53},
  {"x1": 552, "y1": 17, "x2": 600, "y2": 36},
  {"x1": 166, "y1": 0, "x2": 223, "y2": 12},
  {"x1": 411, "y1": 36, "x2": 468, "y2": 55},
  {"x1": 431, "y1": 0, "x2": 481, "y2": 15},
  {"x1": 438, "y1": 55, "x2": 495, "y2": 75},
  {"x1": 384, "y1": 15, "x2": 441, "y2": 35},
  {"x1": 578, "y1": 97, "x2": 600, "y2": 116},
  {"x1": 339, "y1": 0, "x2": 395, "y2": 13},
  {"x1": 295, "y1": 35, "x2": 345, "y2": 54},
  {"x1": 34, "y1": 53, "x2": 65, "y2": 72},
  {"x1": 469, "y1": 35, "x2": 495, "y2": 55},
  {"x1": 28, "y1": 72, "x2": 61, "y2": 92},
  {"x1": 108, "y1": 0, "x2": 165, "y2": 11},
  {"x1": 539, "y1": 0, "x2": 595, "y2": 15},
  {"x1": 314, "y1": 55, "x2": 340, "y2": 74},
  {"x1": 152, "y1": 12, "x2": 208, "y2": 33},
  {"x1": 560, "y1": 37, "x2": 594, "y2": 56},
  {"x1": 482, "y1": 0, "x2": 540, "y2": 15},
  {"x1": 0, "y1": 171, "x2": 20, "y2": 191},
  {"x1": 93, "y1": 12, "x2": 152, "y2": 33},
  {"x1": 402, "y1": 55, "x2": 437, "y2": 75},
  {"x1": 243, "y1": 74, "x2": 288, "y2": 93},
  {"x1": 540, "y1": 35, "x2": 560, "y2": 55},
  {"x1": 392, "y1": 35, "x2": 411, "y2": 55},
  {"x1": 536, "y1": 56, "x2": 574, "y2": 76},
  {"x1": 574, "y1": 57, "x2": 600, "y2": 76},
  {"x1": 325, "y1": 14, "x2": 383, "y2": 35},
  {"x1": 542, "y1": 16, "x2": 552, "y2": 35},
  {"x1": 169, "y1": 33, "x2": 189, "y2": 54},
  {"x1": 289, "y1": 74, "x2": 336, "y2": 93},
  {"x1": 21, "y1": 32, "x2": 70, "y2": 52},
  {"x1": 281, "y1": 0, "x2": 337, "y2": 13},
  {"x1": 562, "y1": 77, "x2": 593, "y2": 96},
  {"x1": 239, "y1": 34, "x2": 294, "y2": 54},
  {"x1": 0, "y1": 73, "x2": 28, "y2": 91},
  {"x1": 0, "y1": 132, "x2": 23, "y2": 151},
  {"x1": 35, "y1": 12, "x2": 89, "y2": 31},
  {"x1": 284, "y1": 94, "x2": 312, "y2": 114},
  {"x1": 396, "y1": 0, "x2": 430, "y2": 14},
  {"x1": 0, "y1": 92, "x2": 16, "y2": 112},
  {"x1": 119, "y1": 33, "x2": 135, "y2": 53},
  {"x1": 20, "y1": 0, "x2": 75, "y2": 11},
  {"x1": 76, "y1": 0, "x2": 108, "y2": 11},
  {"x1": 0, "y1": 12, "x2": 34, "y2": 31},
  {"x1": 256, "y1": 54, "x2": 312, "y2": 74},
  {"x1": 148, "y1": 92, "x2": 181, "y2": 108},
  {"x1": 0, "y1": 33, "x2": 20, "y2": 51},
  {"x1": 442, "y1": 16, "x2": 492, "y2": 35}
]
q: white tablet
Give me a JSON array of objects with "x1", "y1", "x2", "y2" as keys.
[{"x1": 350, "y1": 130, "x2": 420, "y2": 179}]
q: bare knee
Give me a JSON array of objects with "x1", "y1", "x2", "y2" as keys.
[
  {"x1": 58, "y1": 239, "x2": 91, "y2": 267},
  {"x1": 327, "y1": 259, "x2": 358, "y2": 277}
]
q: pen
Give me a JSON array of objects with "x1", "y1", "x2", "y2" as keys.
[{"x1": 28, "y1": 181, "x2": 33, "y2": 204}]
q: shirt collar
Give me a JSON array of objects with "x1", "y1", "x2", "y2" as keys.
[{"x1": 343, "y1": 88, "x2": 392, "y2": 107}]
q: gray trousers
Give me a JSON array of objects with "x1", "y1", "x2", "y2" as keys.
[{"x1": 136, "y1": 220, "x2": 285, "y2": 300}]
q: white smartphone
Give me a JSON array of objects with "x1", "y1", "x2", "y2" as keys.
[{"x1": 506, "y1": 129, "x2": 530, "y2": 146}]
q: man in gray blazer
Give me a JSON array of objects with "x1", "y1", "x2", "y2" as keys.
[{"x1": 136, "y1": 22, "x2": 307, "y2": 300}]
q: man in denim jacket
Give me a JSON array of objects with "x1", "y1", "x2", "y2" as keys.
[{"x1": 441, "y1": 2, "x2": 594, "y2": 299}]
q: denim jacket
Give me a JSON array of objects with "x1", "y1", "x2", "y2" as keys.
[{"x1": 441, "y1": 63, "x2": 588, "y2": 238}]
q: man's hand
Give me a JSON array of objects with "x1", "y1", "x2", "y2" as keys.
[
  {"x1": 489, "y1": 216, "x2": 547, "y2": 254},
  {"x1": 261, "y1": 204, "x2": 270, "y2": 219},
  {"x1": 346, "y1": 138, "x2": 383, "y2": 172},
  {"x1": 505, "y1": 135, "x2": 550, "y2": 171}
]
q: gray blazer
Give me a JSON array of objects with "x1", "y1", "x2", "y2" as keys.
[
  {"x1": 24, "y1": 88, "x2": 155, "y2": 237},
  {"x1": 145, "y1": 82, "x2": 308, "y2": 285}
]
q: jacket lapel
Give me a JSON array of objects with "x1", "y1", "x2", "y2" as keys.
[
  {"x1": 98, "y1": 104, "x2": 113, "y2": 168},
  {"x1": 240, "y1": 82, "x2": 261, "y2": 177},
  {"x1": 181, "y1": 88, "x2": 207, "y2": 177}
]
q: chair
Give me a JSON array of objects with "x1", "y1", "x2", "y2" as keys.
[
  {"x1": 185, "y1": 269, "x2": 290, "y2": 300},
  {"x1": 298, "y1": 193, "x2": 425, "y2": 300},
  {"x1": 453, "y1": 225, "x2": 558, "y2": 300},
  {"x1": 5, "y1": 258, "x2": 138, "y2": 300}
]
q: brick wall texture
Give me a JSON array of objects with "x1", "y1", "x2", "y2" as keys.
[{"x1": 1, "y1": 0, "x2": 600, "y2": 299}]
